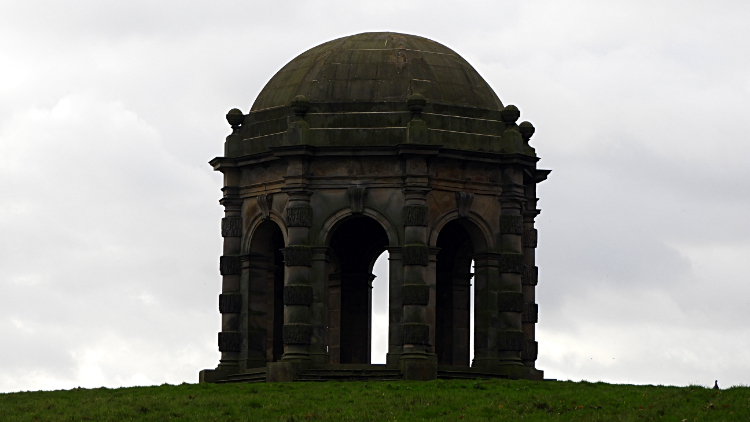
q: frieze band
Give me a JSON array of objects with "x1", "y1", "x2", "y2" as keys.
[
  {"x1": 283, "y1": 284, "x2": 314, "y2": 306},
  {"x1": 499, "y1": 215, "x2": 523, "y2": 235},
  {"x1": 283, "y1": 245, "x2": 312, "y2": 267},
  {"x1": 402, "y1": 205, "x2": 428, "y2": 226},
  {"x1": 218, "y1": 331, "x2": 242, "y2": 352},
  {"x1": 282, "y1": 323, "x2": 312, "y2": 344},
  {"x1": 402, "y1": 244, "x2": 429, "y2": 266},
  {"x1": 219, "y1": 293, "x2": 242, "y2": 314},
  {"x1": 522, "y1": 303, "x2": 539, "y2": 323},
  {"x1": 221, "y1": 217, "x2": 242, "y2": 237},
  {"x1": 498, "y1": 253, "x2": 525, "y2": 273},
  {"x1": 496, "y1": 330, "x2": 525, "y2": 351},
  {"x1": 402, "y1": 284, "x2": 430, "y2": 305},
  {"x1": 497, "y1": 291, "x2": 525, "y2": 312},
  {"x1": 285, "y1": 206, "x2": 312, "y2": 227},
  {"x1": 219, "y1": 255, "x2": 241, "y2": 275},
  {"x1": 401, "y1": 323, "x2": 430, "y2": 345}
]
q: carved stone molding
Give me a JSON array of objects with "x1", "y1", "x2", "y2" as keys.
[
  {"x1": 401, "y1": 323, "x2": 430, "y2": 345},
  {"x1": 402, "y1": 244, "x2": 429, "y2": 266},
  {"x1": 219, "y1": 293, "x2": 242, "y2": 314},
  {"x1": 257, "y1": 194, "x2": 273, "y2": 220},
  {"x1": 402, "y1": 284, "x2": 430, "y2": 305},
  {"x1": 499, "y1": 215, "x2": 523, "y2": 235},
  {"x1": 498, "y1": 253, "x2": 525, "y2": 273},
  {"x1": 348, "y1": 185, "x2": 367, "y2": 214},
  {"x1": 455, "y1": 192, "x2": 474, "y2": 218},
  {"x1": 221, "y1": 217, "x2": 242, "y2": 237},
  {"x1": 496, "y1": 330, "x2": 525, "y2": 351},
  {"x1": 523, "y1": 228, "x2": 538, "y2": 248},
  {"x1": 218, "y1": 331, "x2": 242, "y2": 352},
  {"x1": 283, "y1": 245, "x2": 312, "y2": 267},
  {"x1": 283, "y1": 284, "x2": 314, "y2": 306},
  {"x1": 286, "y1": 206, "x2": 312, "y2": 227},
  {"x1": 219, "y1": 256, "x2": 241, "y2": 275},
  {"x1": 522, "y1": 265, "x2": 538, "y2": 286},
  {"x1": 497, "y1": 291, "x2": 525, "y2": 312},
  {"x1": 282, "y1": 323, "x2": 312, "y2": 344},
  {"x1": 403, "y1": 205, "x2": 428, "y2": 226},
  {"x1": 521, "y1": 340, "x2": 538, "y2": 361},
  {"x1": 522, "y1": 303, "x2": 539, "y2": 323}
]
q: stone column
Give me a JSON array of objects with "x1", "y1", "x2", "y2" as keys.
[
  {"x1": 521, "y1": 184, "x2": 540, "y2": 367},
  {"x1": 280, "y1": 190, "x2": 313, "y2": 363},
  {"x1": 495, "y1": 169, "x2": 526, "y2": 369},
  {"x1": 310, "y1": 247, "x2": 332, "y2": 365},
  {"x1": 217, "y1": 184, "x2": 243, "y2": 376},
  {"x1": 399, "y1": 184, "x2": 435, "y2": 378}
]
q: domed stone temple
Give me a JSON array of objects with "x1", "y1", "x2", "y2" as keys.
[{"x1": 199, "y1": 32, "x2": 550, "y2": 383}]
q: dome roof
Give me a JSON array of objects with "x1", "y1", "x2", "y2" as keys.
[{"x1": 251, "y1": 32, "x2": 504, "y2": 111}]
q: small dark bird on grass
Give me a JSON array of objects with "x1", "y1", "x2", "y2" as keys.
[{"x1": 713, "y1": 380, "x2": 719, "y2": 390}]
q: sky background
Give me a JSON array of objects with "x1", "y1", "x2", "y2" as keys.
[{"x1": 2, "y1": 0, "x2": 749, "y2": 393}]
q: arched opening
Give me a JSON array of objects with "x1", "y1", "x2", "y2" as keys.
[
  {"x1": 327, "y1": 216, "x2": 389, "y2": 364},
  {"x1": 435, "y1": 220, "x2": 475, "y2": 366},
  {"x1": 370, "y1": 251, "x2": 389, "y2": 364},
  {"x1": 247, "y1": 220, "x2": 285, "y2": 363}
]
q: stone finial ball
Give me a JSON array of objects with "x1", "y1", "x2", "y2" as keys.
[
  {"x1": 291, "y1": 95, "x2": 311, "y2": 116},
  {"x1": 519, "y1": 121, "x2": 535, "y2": 141},
  {"x1": 500, "y1": 105, "x2": 520, "y2": 123},
  {"x1": 226, "y1": 108, "x2": 244, "y2": 128},
  {"x1": 407, "y1": 93, "x2": 427, "y2": 113}
]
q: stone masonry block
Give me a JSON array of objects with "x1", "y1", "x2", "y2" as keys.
[
  {"x1": 402, "y1": 205, "x2": 428, "y2": 226},
  {"x1": 522, "y1": 303, "x2": 538, "y2": 323},
  {"x1": 221, "y1": 217, "x2": 242, "y2": 237},
  {"x1": 286, "y1": 206, "x2": 312, "y2": 227},
  {"x1": 523, "y1": 228, "x2": 538, "y2": 248},
  {"x1": 220, "y1": 255, "x2": 241, "y2": 275},
  {"x1": 522, "y1": 265, "x2": 538, "y2": 285},
  {"x1": 402, "y1": 244, "x2": 429, "y2": 266},
  {"x1": 219, "y1": 293, "x2": 242, "y2": 314},
  {"x1": 284, "y1": 246, "x2": 312, "y2": 267}
]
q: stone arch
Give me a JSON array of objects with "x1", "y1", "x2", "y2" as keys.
[
  {"x1": 430, "y1": 211, "x2": 492, "y2": 367},
  {"x1": 243, "y1": 216, "x2": 286, "y2": 363},
  {"x1": 242, "y1": 211, "x2": 287, "y2": 254},
  {"x1": 315, "y1": 206, "x2": 400, "y2": 247},
  {"x1": 428, "y1": 210, "x2": 493, "y2": 253},
  {"x1": 320, "y1": 212, "x2": 392, "y2": 364}
]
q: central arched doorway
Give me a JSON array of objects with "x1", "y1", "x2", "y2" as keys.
[
  {"x1": 327, "y1": 216, "x2": 389, "y2": 364},
  {"x1": 435, "y1": 220, "x2": 475, "y2": 366}
]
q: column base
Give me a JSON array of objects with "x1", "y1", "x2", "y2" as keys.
[
  {"x1": 401, "y1": 360, "x2": 437, "y2": 381},
  {"x1": 266, "y1": 360, "x2": 311, "y2": 382},
  {"x1": 198, "y1": 364, "x2": 239, "y2": 384}
]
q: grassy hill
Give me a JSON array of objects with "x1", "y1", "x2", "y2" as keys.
[{"x1": 1, "y1": 378, "x2": 747, "y2": 421}]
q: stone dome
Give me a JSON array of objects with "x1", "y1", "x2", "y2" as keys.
[{"x1": 251, "y1": 32, "x2": 504, "y2": 111}]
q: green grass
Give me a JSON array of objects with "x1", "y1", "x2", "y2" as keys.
[{"x1": 1, "y1": 379, "x2": 747, "y2": 421}]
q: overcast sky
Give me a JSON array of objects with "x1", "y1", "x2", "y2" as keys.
[{"x1": 2, "y1": 0, "x2": 749, "y2": 393}]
